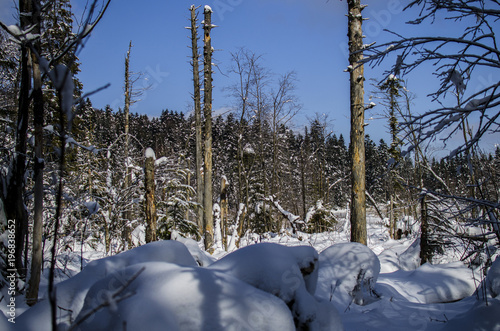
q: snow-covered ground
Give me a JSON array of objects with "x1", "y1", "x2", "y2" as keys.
[{"x1": 2, "y1": 214, "x2": 499, "y2": 330}]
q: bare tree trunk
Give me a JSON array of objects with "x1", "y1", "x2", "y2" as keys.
[
  {"x1": 189, "y1": 6, "x2": 204, "y2": 236},
  {"x1": 203, "y1": 6, "x2": 214, "y2": 253},
  {"x1": 5, "y1": 0, "x2": 32, "y2": 281},
  {"x1": 348, "y1": 0, "x2": 367, "y2": 245},
  {"x1": 220, "y1": 176, "x2": 228, "y2": 251},
  {"x1": 144, "y1": 148, "x2": 157, "y2": 243},
  {"x1": 300, "y1": 144, "x2": 307, "y2": 220},
  {"x1": 123, "y1": 41, "x2": 133, "y2": 248},
  {"x1": 389, "y1": 195, "x2": 395, "y2": 239},
  {"x1": 26, "y1": 0, "x2": 44, "y2": 305},
  {"x1": 104, "y1": 211, "x2": 110, "y2": 254},
  {"x1": 419, "y1": 190, "x2": 430, "y2": 264}
]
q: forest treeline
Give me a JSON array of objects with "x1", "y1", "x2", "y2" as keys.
[
  {"x1": 1, "y1": 17, "x2": 499, "y2": 261},
  {"x1": 6, "y1": 97, "x2": 498, "y2": 252}
]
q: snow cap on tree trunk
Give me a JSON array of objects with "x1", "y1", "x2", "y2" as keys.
[{"x1": 145, "y1": 147, "x2": 156, "y2": 160}]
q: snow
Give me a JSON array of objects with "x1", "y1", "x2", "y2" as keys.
[
  {"x1": 83, "y1": 201, "x2": 99, "y2": 215},
  {"x1": 448, "y1": 69, "x2": 465, "y2": 94},
  {"x1": 243, "y1": 143, "x2": 255, "y2": 155},
  {"x1": 442, "y1": 297, "x2": 500, "y2": 331},
  {"x1": 171, "y1": 230, "x2": 216, "y2": 266},
  {"x1": 75, "y1": 262, "x2": 295, "y2": 331},
  {"x1": 83, "y1": 24, "x2": 93, "y2": 35},
  {"x1": 378, "y1": 262, "x2": 476, "y2": 304},
  {"x1": 204, "y1": 5, "x2": 213, "y2": 13},
  {"x1": 316, "y1": 242, "x2": 381, "y2": 308},
  {"x1": 6, "y1": 25, "x2": 21, "y2": 37},
  {"x1": 154, "y1": 156, "x2": 168, "y2": 166},
  {"x1": 208, "y1": 243, "x2": 343, "y2": 330},
  {"x1": 486, "y1": 256, "x2": 500, "y2": 297},
  {"x1": 209, "y1": 243, "x2": 319, "y2": 300},
  {"x1": 464, "y1": 95, "x2": 492, "y2": 111},
  {"x1": 9, "y1": 213, "x2": 497, "y2": 331},
  {"x1": 16, "y1": 241, "x2": 197, "y2": 330},
  {"x1": 0, "y1": 312, "x2": 11, "y2": 331},
  {"x1": 398, "y1": 238, "x2": 421, "y2": 271},
  {"x1": 145, "y1": 147, "x2": 156, "y2": 160},
  {"x1": 213, "y1": 203, "x2": 223, "y2": 250}
]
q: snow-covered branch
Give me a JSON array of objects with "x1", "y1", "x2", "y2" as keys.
[{"x1": 363, "y1": 2, "x2": 500, "y2": 157}]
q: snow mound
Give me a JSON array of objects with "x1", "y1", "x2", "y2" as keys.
[
  {"x1": 17, "y1": 240, "x2": 197, "y2": 330},
  {"x1": 74, "y1": 262, "x2": 295, "y2": 331},
  {"x1": 0, "y1": 312, "x2": 11, "y2": 331},
  {"x1": 398, "y1": 238, "x2": 421, "y2": 271},
  {"x1": 171, "y1": 230, "x2": 216, "y2": 266},
  {"x1": 208, "y1": 243, "x2": 342, "y2": 330},
  {"x1": 316, "y1": 242, "x2": 381, "y2": 307},
  {"x1": 441, "y1": 297, "x2": 500, "y2": 331},
  {"x1": 486, "y1": 257, "x2": 500, "y2": 298},
  {"x1": 378, "y1": 261, "x2": 476, "y2": 304},
  {"x1": 378, "y1": 247, "x2": 401, "y2": 273},
  {"x1": 209, "y1": 243, "x2": 318, "y2": 300}
]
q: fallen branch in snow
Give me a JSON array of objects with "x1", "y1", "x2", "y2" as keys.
[
  {"x1": 263, "y1": 196, "x2": 301, "y2": 232},
  {"x1": 68, "y1": 266, "x2": 145, "y2": 331}
]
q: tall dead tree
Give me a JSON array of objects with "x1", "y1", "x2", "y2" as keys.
[
  {"x1": 348, "y1": 0, "x2": 367, "y2": 245},
  {"x1": 189, "y1": 5, "x2": 204, "y2": 236},
  {"x1": 379, "y1": 74, "x2": 403, "y2": 239},
  {"x1": 4, "y1": 0, "x2": 32, "y2": 281},
  {"x1": 203, "y1": 5, "x2": 214, "y2": 252},
  {"x1": 26, "y1": 0, "x2": 44, "y2": 306},
  {"x1": 121, "y1": 41, "x2": 149, "y2": 247},
  {"x1": 144, "y1": 148, "x2": 157, "y2": 243},
  {"x1": 123, "y1": 40, "x2": 133, "y2": 247}
]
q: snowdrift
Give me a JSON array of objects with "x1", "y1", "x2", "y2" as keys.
[
  {"x1": 316, "y1": 242, "x2": 381, "y2": 308},
  {"x1": 378, "y1": 262, "x2": 476, "y2": 304},
  {"x1": 209, "y1": 243, "x2": 343, "y2": 330},
  {"x1": 74, "y1": 262, "x2": 295, "y2": 331},
  {"x1": 12, "y1": 235, "x2": 498, "y2": 331},
  {"x1": 17, "y1": 240, "x2": 198, "y2": 330},
  {"x1": 17, "y1": 241, "x2": 343, "y2": 331}
]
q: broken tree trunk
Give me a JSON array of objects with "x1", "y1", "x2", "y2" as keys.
[
  {"x1": 203, "y1": 6, "x2": 214, "y2": 253},
  {"x1": 144, "y1": 148, "x2": 157, "y2": 243}
]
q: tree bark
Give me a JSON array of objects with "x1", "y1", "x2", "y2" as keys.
[
  {"x1": 348, "y1": 0, "x2": 367, "y2": 245},
  {"x1": 144, "y1": 148, "x2": 157, "y2": 243},
  {"x1": 203, "y1": 6, "x2": 214, "y2": 253},
  {"x1": 190, "y1": 6, "x2": 204, "y2": 237},
  {"x1": 419, "y1": 191, "x2": 430, "y2": 264},
  {"x1": 220, "y1": 176, "x2": 228, "y2": 251},
  {"x1": 26, "y1": 0, "x2": 44, "y2": 306},
  {"x1": 5, "y1": 0, "x2": 32, "y2": 281},
  {"x1": 123, "y1": 41, "x2": 133, "y2": 248}
]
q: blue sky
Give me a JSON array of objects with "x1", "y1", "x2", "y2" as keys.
[{"x1": 1, "y1": 0, "x2": 498, "y2": 155}]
